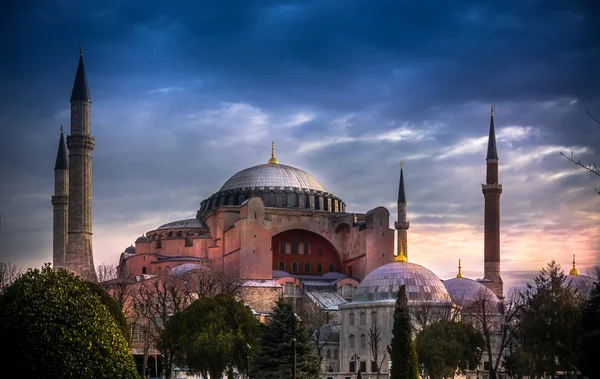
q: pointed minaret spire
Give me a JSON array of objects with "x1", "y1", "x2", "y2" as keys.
[
  {"x1": 395, "y1": 161, "x2": 410, "y2": 260},
  {"x1": 70, "y1": 47, "x2": 91, "y2": 103},
  {"x1": 569, "y1": 254, "x2": 579, "y2": 275},
  {"x1": 398, "y1": 161, "x2": 406, "y2": 204},
  {"x1": 457, "y1": 259, "x2": 463, "y2": 278},
  {"x1": 54, "y1": 125, "x2": 68, "y2": 170},
  {"x1": 487, "y1": 105, "x2": 498, "y2": 160},
  {"x1": 268, "y1": 141, "x2": 279, "y2": 164}
]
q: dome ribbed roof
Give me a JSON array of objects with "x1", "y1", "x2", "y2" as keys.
[
  {"x1": 443, "y1": 277, "x2": 499, "y2": 307},
  {"x1": 157, "y1": 218, "x2": 207, "y2": 230},
  {"x1": 219, "y1": 164, "x2": 327, "y2": 192},
  {"x1": 353, "y1": 262, "x2": 451, "y2": 303}
]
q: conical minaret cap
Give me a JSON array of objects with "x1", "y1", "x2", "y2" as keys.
[
  {"x1": 398, "y1": 161, "x2": 406, "y2": 203},
  {"x1": 54, "y1": 125, "x2": 68, "y2": 170},
  {"x1": 486, "y1": 105, "x2": 498, "y2": 160},
  {"x1": 70, "y1": 47, "x2": 91, "y2": 102}
]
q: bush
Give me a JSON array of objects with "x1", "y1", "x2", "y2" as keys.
[{"x1": 0, "y1": 264, "x2": 138, "y2": 378}]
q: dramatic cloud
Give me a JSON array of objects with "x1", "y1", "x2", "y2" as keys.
[{"x1": 0, "y1": 0, "x2": 598, "y2": 289}]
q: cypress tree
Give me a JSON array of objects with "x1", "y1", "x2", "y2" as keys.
[
  {"x1": 251, "y1": 297, "x2": 320, "y2": 379},
  {"x1": 388, "y1": 285, "x2": 419, "y2": 379}
]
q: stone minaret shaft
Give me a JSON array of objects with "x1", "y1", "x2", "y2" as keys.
[
  {"x1": 482, "y1": 106, "x2": 503, "y2": 298},
  {"x1": 395, "y1": 162, "x2": 410, "y2": 259},
  {"x1": 52, "y1": 127, "x2": 68, "y2": 268},
  {"x1": 65, "y1": 49, "x2": 96, "y2": 281}
]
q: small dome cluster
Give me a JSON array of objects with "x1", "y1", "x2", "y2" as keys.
[{"x1": 443, "y1": 277, "x2": 500, "y2": 307}]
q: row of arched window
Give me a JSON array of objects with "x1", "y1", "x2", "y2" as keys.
[
  {"x1": 325, "y1": 348, "x2": 339, "y2": 360},
  {"x1": 348, "y1": 334, "x2": 368, "y2": 349},
  {"x1": 348, "y1": 311, "x2": 377, "y2": 326},
  {"x1": 200, "y1": 191, "x2": 345, "y2": 213},
  {"x1": 278, "y1": 261, "x2": 335, "y2": 274}
]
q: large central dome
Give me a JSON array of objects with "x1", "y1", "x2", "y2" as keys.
[
  {"x1": 219, "y1": 163, "x2": 327, "y2": 192},
  {"x1": 198, "y1": 142, "x2": 345, "y2": 214}
]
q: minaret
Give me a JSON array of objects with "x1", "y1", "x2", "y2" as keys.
[
  {"x1": 395, "y1": 161, "x2": 410, "y2": 259},
  {"x1": 52, "y1": 125, "x2": 69, "y2": 268},
  {"x1": 482, "y1": 105, "x2": 503, "y2": 298},
  {"x1": 65, "y1": 48, "x2": 96, "y2": 281}
]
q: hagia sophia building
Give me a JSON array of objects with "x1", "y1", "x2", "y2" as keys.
[{"x1": 52, "y1": 51, "x2": 595, "y2": 377}]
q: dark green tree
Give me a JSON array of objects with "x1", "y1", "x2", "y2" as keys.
[
  {"x1": 227, "y1": 366, "x2": 235, "y2": 379},
  {"x1": 516, "y1": 261, "x2": 583, "y2": 377},
  {"x1": 0, "y1": 264, "x2": 138, "y2": 379},
  {"x1": 388, "y1": 285, "x2": 420, "y2": 379},
  {"x1": 416, "y1": 320, "x2": 484, "y2": 378},
  {"x1": 578, "y1": 277, "x2": 600, "y2": 377},
  {"x1": 161, "y1": 293, "x2": 258, "y2": 379},
  {"x1": 251, "y1": 297, "x2": 320, "y2": 379},
  {"x1": 83, "y1": 280, "x2": 130, "y2": 342}
]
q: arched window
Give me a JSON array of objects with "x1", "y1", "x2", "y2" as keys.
[
  {"x1": 156, "y1": 239, "x2": 162, "y2": 248},
  {"x1": 359, "y1": 312, "x2": 366, "y2": 325},
  {"x1": 348, "y1": 265, "x2": 353, "y2": 277},
  {"x1": 314, "y1": 196, "x2": 320, "y2": 210},
  {"x1": 334, "y1": 349, "x2": 339, "y2": 359},
  {"x1": 304, "y1": 262, "x2": 310, "y2": 273},
  {"x1": 292, "y1": 192, "x2": 299, "y2": 207},
  {"x1": 349, "y1": 313, "x2": 355, "y2": 326},
  {"x1": 142, "y1": 267, "x2": 147, "y2": 275},
  {"x1": 281, "y1": 193, "x2": 287, "y2": 207},
  {"x1": 269, "y1": 191, "x2": 276, "y2": 206},
  {"x1": 305, "y1": 194, "x2": 310, "y2": 208},
  {"x1": 371, "y1": 311, "x2": 377, "y2": 325},
  {"x1": 177, "y1": 231, "x2": 183, "y2": 237},
  {"x1": 279, "y1": 261, "x2": 285, "y2": 271},
  {"x1": 329, "y1": 263, "x2": 335, "y2": 272},
  {"x1": 360, "y1": 334, "x2": 366, "y2": 349},
  {"x1": 317, "y1": 264, "x2": 323, "y2": 274},
  {"x1": 292, "y1": 262, "x2": 298, "y2": 273},
  {"x1": 349, "y1": 334, "x2": 355, "y2": 349},
  {"x1": 167, "y1": 232, "x2": 173, "y2": 238},
  {"x1": 185, "y1": 237, "x2": 193, "y2": 247},
  {"x1": 303, "y1": 241, "x2": 310, "y2": 254},
  {"x1": 326, "y1": 349, "x2": 331, "y2": 359}
]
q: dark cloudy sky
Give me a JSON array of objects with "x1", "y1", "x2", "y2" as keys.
[{"x1": 0, "y1": 0, "x2": 599, "y2": 290}]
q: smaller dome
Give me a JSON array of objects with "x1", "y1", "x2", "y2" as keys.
[
  {"x1": 124, "y1": 245, "x2": 135, "y2": 253},
  {"x1": 443, "y1": 277, "x2": 500, "y2": 307},
  {"x1": 353, "y1": 261, "x2": 452, "y2": 303},
  {"x1": 135, "y1": 235, "x2": 150, "y2": 243},
  {"x1": 157, "y1": 218, "x2": 207, "y2": 230},
  {"x1": 169, "y1": 263, "x2": 207, "y2": 277}
]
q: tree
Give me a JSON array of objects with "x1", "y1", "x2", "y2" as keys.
[
  {"x1": 560, "y1": 110, "x2": 599, "y2": 195},
  {"x1": 251, "y1": 297, "x2": 321, "y2": 379},
  {"x1": 0, "y1": 262, "x2": 21, "y2": 293},
  {"x1": 162, "y1": 293, "x2": 258, "y2": 379},
  {"x1": 133, "y1": 274, "x2": 188, "y2": 379},
  {"x1": 416, "y1": 320, "x2": 484, "y2": 379},
  {"x1": 368, "y1": 324, "x2": 387, "y2": 379},
  {"x1": 464, "y1": 287, "x2": 523, "y2": 379},
  {"x1": 96, "y1": 262, "x2": 118, "y2": 283},
  {"x1": 578, "y1": 277, "x2": 600, "y2": 377},
  {"x1": 0, "y1": 264, "x2": 137, "y2": 378},
  {"x1": 182, "y1": 266, "x2": 245, "y2": 299},
  {"x1": 357, "y1": 370, "x2": 363, "y2": 379},
  {"x1": 297, "y1": 300, "x2": 338, "y2": 364},
  {"x1": 410, "y1": 300, "x2": 456, "y2": 330},
  {"x1": 83, "y1": 280, "x2": 130, "y2": 342},
  {"x1": 388, "y1": 285, "x2": 419, "y2": 379},
  {"x1": 514, "y1": 261, "x2": 583, "y2": 377}
]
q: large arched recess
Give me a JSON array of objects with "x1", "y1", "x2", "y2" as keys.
[{"x1": 272, "y1": 229, "x2": 343, "y2": 275}]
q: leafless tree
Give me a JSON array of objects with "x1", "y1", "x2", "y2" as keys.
[
  {"x1": 132, "y1": 274, "x2": 189, "y2": 379},
  {"x1": 464, "y1": 288, "x2": 523, "y2": 379},
  {"x1": 367, "y1": 324, "x2": 388, "y2": 379},
  {"x1": 297, "y1": 301, "x2": 338, "y2": 364},
  {"x1": 96, "y1": 262, "x2": 118, "y2": 283},
  {"x1": 560, "y1": 110, "x2": 600, "y2": 194},
  {"x1": 410, "y1": 301, "x2": 456, "y2": 330},
  {"x1": 182, "y1": 266, "x2": 245, "y2": 300},
  {"x1": 0, "y1": 262, "x2": 22, "y2": 293}
]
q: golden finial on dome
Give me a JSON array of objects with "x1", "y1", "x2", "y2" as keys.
[
  {"x1": 457, "y1": 259, "x2": 463, "y2": 278},
  {"x1": 569, "y1": 254, "x2": 579, "y2": 275},
  {"x1": 268, "y1": 141, "x2": 279, "y2": 164},
  {"x1": 395, "y1": 240, "x2": 407, "y2": 262}
]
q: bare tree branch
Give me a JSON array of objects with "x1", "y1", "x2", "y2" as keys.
[
  {"x1": 368, "y1": 324, "x2": 387, "y2": 379},
  {"x1": 587, "y1": 110, "x2": 600, "y2": 125},
  {"x1": 0, "y1": 262, "x2": 22, "y2": 293}
]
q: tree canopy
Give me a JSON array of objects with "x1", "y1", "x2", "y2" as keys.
[
  {"x1": 578, "y1": 278, "x2": 600, "y2": 377},
  {"x1": 388, "y1": 285, "x2": 420, "y2": 379},
  {"x1": 0, "y1": 264, "x2": 137, "y2": 379},
  {"x1": 251, "y1": 297, "x2": 321, "y2": 379},
  {"x1": 83, "y1": 280, "x2": 130, "y2": 342},
  {"x1": 416, "y1": 320, "x2": 484, "y2": 379},
  {"x1": 162, "y1": 293, "x2": 258, "y2": 379}
]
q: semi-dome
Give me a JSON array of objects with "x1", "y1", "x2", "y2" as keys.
[
  {"x1": 443, "y1": 277, "x2": 500, "y2": 307},
  {"x1": 124, "y1": 245, "x2": 135, "y2": 253},
  {"x1": 219, "y1": 163, "x2": 327, "y2": 192},
  {"x1": 353, "y1": 261, "x2": 452, "y2": 303}
]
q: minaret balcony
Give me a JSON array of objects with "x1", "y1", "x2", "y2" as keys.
[
  {"x1": 395, "y1": 221, "x2": 410, "y2": 230},
  {"x1": 482, "y1": 183, "x2": 502, "y2": 191}
]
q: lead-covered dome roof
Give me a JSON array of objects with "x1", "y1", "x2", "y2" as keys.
[
  {"x1": 443, "y1": 277, "x2": 500, "y2": 307},
  {"x1": 219, "y1": 163, "x2": 327, "y2": 192},
  {"x1": 566, "y1": 274, "x2": 595, "y2": 297},
  {"x1": 353, "y1": 262, "x2": 452, "y2": 303}
]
